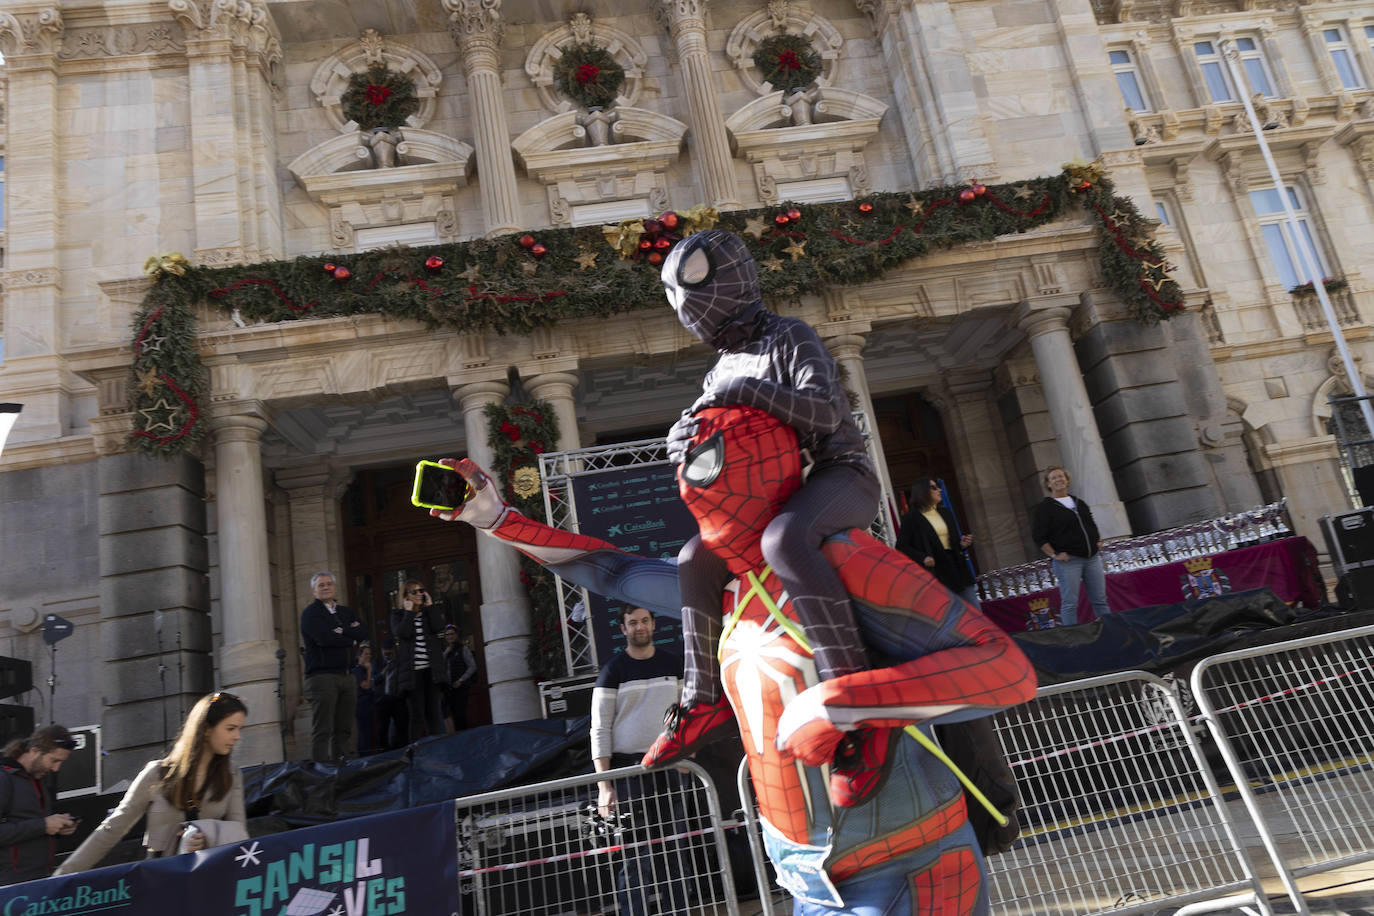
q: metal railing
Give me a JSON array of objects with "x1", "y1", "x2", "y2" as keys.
[
  {"x1": 1192, "y1": 622, "x2": 1374, "y2": 913},
  {"x1": 454, "y1": 759, "x2": 741, "y2": 916}
]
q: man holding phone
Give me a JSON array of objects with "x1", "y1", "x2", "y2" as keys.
[
  {"x1": 300, "y1": 571, "x2": 364, "y2": 761},
  {"x1": 0, "y1": 725, "x2": 79, "y2": 885}
]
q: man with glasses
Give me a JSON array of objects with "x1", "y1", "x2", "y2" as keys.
[
  {"x1": 300, "y1": 571, "x2": 365, "y2": 761},
  {"x1": 0, "y1": 725, "x2": 79, "y2": 884}
]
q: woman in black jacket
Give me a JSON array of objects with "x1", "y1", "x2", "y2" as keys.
[
  {"x1": 1029, "y1": 465, "x2": 1112, "y2": 626},
  {"x1": 390, "y1": 579, "x2": 448, "y2": 741},
  {"x1": 895, "y1": 477, "x2": 980, "y2": 607}
]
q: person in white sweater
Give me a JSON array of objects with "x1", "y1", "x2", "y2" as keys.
[{"x1": 55, "y1": 692, "x2": 247, "y2": 873}]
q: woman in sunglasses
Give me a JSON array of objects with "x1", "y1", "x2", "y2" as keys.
[
  {"x1": 55, "y1": 692, "x2": 248, "y2": 873},
  {"x1": 895, "y1": 477, "x2": 980, "y2": 609},
  {"x1": 390, "y1": 579, "x2": 447, "y2": 741}
]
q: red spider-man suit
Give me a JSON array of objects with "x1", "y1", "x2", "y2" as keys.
[{"x1": 435, "y1": 406, "x2": 1035, "y2": 914}]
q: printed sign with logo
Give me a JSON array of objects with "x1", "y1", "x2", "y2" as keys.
[
  {"x1": 568, "y1": 463, "x2": 698, "y2": 661},
  {"x1": 0, "y1": 800, "x2": 458, "y2": 916}
]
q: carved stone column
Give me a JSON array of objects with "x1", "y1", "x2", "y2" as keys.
[
  {"x1": 0, "y1": 8, "x2": 64, "y2": 441},
  {"x1": 521, "y1": 359, "x2": 582, "y2": 453},
  {"x1": 445, "y1": 0, "x2": 523, "y2": 236},
  {"x1": 451, "y1": 379, "x2": 541, "y2": 722},
  {"x1": 169, "y1": 0, "x2": 284, "y2": 265},
  {"x1": 655, "y1": 0, "x2": 742, "y2": 209},
  {"x1": 211, "y1": 409, "x2": 284, "y2": 765},
  {"x1": 1014, "y1": 301, "x2": 1130, "y2": 539},
  {"x1": 817, "y1": 322, "x2": 895, "y2": 527}
]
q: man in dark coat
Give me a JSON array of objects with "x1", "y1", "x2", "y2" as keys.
[
  {"x1": 0, "y1": 725, "x2": 78, "y2": 885},
  {"x1": 300, "y1": 571, "x2": 365, "y2": 761}
]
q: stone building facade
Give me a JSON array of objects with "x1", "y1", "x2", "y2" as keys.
[{"x1": 0, "y1": 0, "x2": 1368, "y2": 783}]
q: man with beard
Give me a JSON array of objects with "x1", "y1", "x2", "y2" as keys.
[
  {"x1": 590, "y1": 607, "x2": 694, "y2": 916},
  {"x1": 0, "y1": 725, "x2": 79, "y2": 884}
]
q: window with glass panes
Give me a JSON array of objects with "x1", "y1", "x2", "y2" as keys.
[
  {"x1": 1249, "y1": 185, "x2": 1329, "y2": 291},
  {"x1": 1194, "y1": 40, "x2": 1234, "y2": 101},
  {"x1": 1324, "y1": 27, "x2": 1365, "y2": 89},
  {"x1": 1109, "y1": 49, "x2": 1151, "y2": 111}
]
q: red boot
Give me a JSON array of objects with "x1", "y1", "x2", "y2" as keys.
[
  {"x1": 828, "y1": 726, "x2": 894, "y2": 808},
  {"x1": 641, "y1": 698, "x2": 738, "y2": 768}
]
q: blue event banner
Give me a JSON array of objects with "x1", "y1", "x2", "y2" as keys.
[{"x1": 0, "y1": 800, "x2": 458, "y2": 916}]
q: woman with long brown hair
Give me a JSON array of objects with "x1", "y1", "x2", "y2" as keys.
[{"x1": 54, "y1": 692, "x2": 248, "y2": 873}]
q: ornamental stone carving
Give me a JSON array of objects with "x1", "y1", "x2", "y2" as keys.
[
  {"x1": 443, "y1": 0, "x2": 504, "y2": 49},
  {"x1": 58, "y1": 23, "x2": 184, "y2": 60},
  {"x1": 726, "y1": 1, "x2": 843, "y2": 97},
  {"x1": 0, "y1": 7, "x2": 62, "y2": 59},
  {"x1": 525, "y1": 14, "x2": 649, "y2": 114},
  {"x1": 310, "y1": 31, "x2": 445, "y2": 133},
  {"x1": 168, "y1": 0, "x2": 281, "y2": 89}
]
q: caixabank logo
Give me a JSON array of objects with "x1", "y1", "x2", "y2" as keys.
[
  {"x1": 3, "y1": 880, "x2": 131, "y2": 916},
  {"x1": 232, "y1": 837, "x2": 405, "y2": 916}
]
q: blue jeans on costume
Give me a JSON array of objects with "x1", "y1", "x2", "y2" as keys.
[{"x1": 1052, "y1": 554, "x2": 1110, "y2": 626}]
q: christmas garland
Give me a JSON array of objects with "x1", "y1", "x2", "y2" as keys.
[
  {"x1": 341, "y1": 64, "x2": 419, "y2": 131},
  {"x1": 483, "y1": 401, "x2": 566, "y2": 681},
  {"x1": 553, "y1": 43, "x2": 625, "y2": 110},
  {"x1": 753, "y1": 34, "x2": 822, "y2": 94},
  {"x1": 126, "y1": 163, "x2": 1183, "y2": 457}
]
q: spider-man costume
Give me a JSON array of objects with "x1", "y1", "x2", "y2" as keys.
[
  {"x1": 434, "y1": 406, "x2": 1035, "y2": 914},
  {"x1": 654, "y1": 230, "x2": 880, "y2": 798}
]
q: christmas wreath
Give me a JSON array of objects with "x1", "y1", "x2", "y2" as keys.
[
  {"x1": 553, "y1": 43, "x2": 625, "y2": 110},
  {"x1": 753, "y1": 33, "x2": 822, "y2": 94},
  {"x1": 483, "y1": 401, "x2": 566, "y2": 680},
  {"x1": 341, "y1": 64, "x2": 419, "y2": 131}
]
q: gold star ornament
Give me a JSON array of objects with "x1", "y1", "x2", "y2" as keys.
[
  {"x1": 783, "y1": 239, "x2": 808, "y2": 260},
  {"x1": 904, "y1": 196, "x2": 925, "y2": 216},
  {"x1": 458, "y1": 264, "x2": 483, "y2": 282},
  {"x1": 136, "y1": 368, "x2": 162, "y2": 397},
  {"x1": 742, "y1": 216, "x2": 770, "y2": 241},
  {"x1": 574, "y1": 250, "x2": 599, "y2": 270},
  {"x1": 138, "y1": 398, "x2": 182, "y2": 434},
  {"x1": 1013, "y1": 184, "x2": 1036, "y2": 201},
  {"x1": 761, "y1": 258, "x2": 785, "y2": 272}
]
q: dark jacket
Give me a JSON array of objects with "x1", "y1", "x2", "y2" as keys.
[
  {"x1": 300, "y1": 600, "x2": 364, "y2": 676},
  {"x1": 0, "y1": 757, "x2": 55, "y2": 885},
  {"x1": 895, "y1": 505, "x2": 975, "y2": 590},
  {"x1": 1030, "y1": 494, "x2": 1102, "y2": 558},
  {"x1": 389, "y1": 605, "x2": 447, "y2": 691}
]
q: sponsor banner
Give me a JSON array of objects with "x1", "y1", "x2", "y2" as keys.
[
  {"x1": 0, "y1": 800, "x2": 457, "y2": 916},
  {"x1": 569, "y1": 463, "x2": 698, "y2": 660}
]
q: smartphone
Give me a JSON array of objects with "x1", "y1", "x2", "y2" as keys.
[{"x1": 412, "y1": 460, "x2": 470, "y2": 511}]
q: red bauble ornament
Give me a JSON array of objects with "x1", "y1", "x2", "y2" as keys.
[
  {"x1": 857, "y1": 201, "x2": 874, "y2": 213},
  {"x1": 775, "y1": 213, "x2": 791, "y2": 225},
  {"x1": 786, "y1": 207, "x2": 802, "y2": 221},
  {"x1": 519, "y1": 234, "x2": 536, "y2": 249},
  {"x1": 323, "y1": 262, "x2": 336, "y2": 273},
  {"x1": 660, "y1": 211, "x2": 680, "y2": 230},
  {"x1": 424, "y1": 255, "x2": 444, "y2": 273},
  {"x1": 639, "y1": 238, "x2": 653, "y2": 250},
  {"x1": 647, "y1": 251, "x2": 664, "y2": 265},
  {"x1": 332, "y1": 266, "x2": 352, "y2": 282},
  {"x1": 653, "y1": 237, "x2": 672, "y2": 250},
  {"x1": 958, "y1": 188, "x2": 977, "y2": 203},
  {"x1": 642, "y1": 219, "x2": 662, "y2": 235},
  {"x1": 971, "y1": 182, "x2": 987, "y2": 197},
  {"x1": 530, "y1": 243, "x2": 547, "y2": 258}
]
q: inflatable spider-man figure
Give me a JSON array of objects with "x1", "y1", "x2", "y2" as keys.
[{"x1": 433, "y1": 406, "x2": 1036, "y2": 914}]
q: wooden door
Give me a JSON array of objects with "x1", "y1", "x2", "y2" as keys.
[{"x1": 342, "y1": 466, "x2": 491, "y2": 727}]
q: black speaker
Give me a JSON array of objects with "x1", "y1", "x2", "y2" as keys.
[
  {"x1": 1337, "y1": 567, "x2": 1374, "y2": 610},
  {"x1": 0, "y1": 704, "x2": 35, "y2": 747},
  {"x1": 1320, "y1": 508, "x2": 1374, "y2": 574},
  {"x1": 0, "y1": 657, "x2": 33, "y2": 700}
]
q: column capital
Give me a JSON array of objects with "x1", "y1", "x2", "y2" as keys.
[
  {"x1": 1013, "y1": 300, "x2": 1074, "y2": 339},
  {"x1": 451, "y1": 378, "x2": 510, "y2": 413},
  {"x1": 523, "y1": 369, "x2": 581, "y2": 396},
  {"x1": 654, "y1": 0, "x2": 707, "y2": 37},
  {"x1": 445, "y1": 0, "x2": 504, "y2": 61},
  {"x1": 0, "y1": 8, "x2": 62, "y2": 64},
  {"x1": 210, "y1": 408, "x2": 268, "y2": 444}
]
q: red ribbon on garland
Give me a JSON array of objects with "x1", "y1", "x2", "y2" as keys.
[
  {"x1": 366, "y1": 85, "x2": 392, "y2": 106},
  {"x1": 576, "y1": 64, "x2": 601, "y2": 84}
]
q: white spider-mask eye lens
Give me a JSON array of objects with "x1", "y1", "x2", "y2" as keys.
[
  {"x1": 677, "y1": 248, "x2": 713, "y2": 287},
  {"x1": 680, "y1": 431, "x2": 724, "y2": 487}
]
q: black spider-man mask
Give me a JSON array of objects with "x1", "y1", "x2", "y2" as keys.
[
  {"x1": 660, "y1": 230, "x2": 766, "y2": 352},
  {"x1": 678, "y1": 406, "x2": 802, "y2": 575}
]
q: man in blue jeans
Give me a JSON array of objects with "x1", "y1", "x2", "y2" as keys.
[{"x1": 1030, "y1": 466, "x2": 1112, "y2": 626}]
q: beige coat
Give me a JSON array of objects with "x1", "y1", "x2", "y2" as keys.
[{"x1": 54, "y1": 759, "x2": 245, "y2": 874}]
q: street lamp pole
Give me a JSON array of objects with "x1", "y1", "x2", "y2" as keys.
[{"x1": 1220, "y1": 39, "x2": 1374, "y2": 439}]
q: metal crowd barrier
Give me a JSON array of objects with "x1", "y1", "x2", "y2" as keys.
[
  {"x1": 985, "y1": 672, "x2": 1275, "y2": 916},
  {"x1": 452, "y1": 758, "x2": 741, "y2": 916},
  {"x1": 1192, "y1": 622, "x2": 1374, "y2": 915}
]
